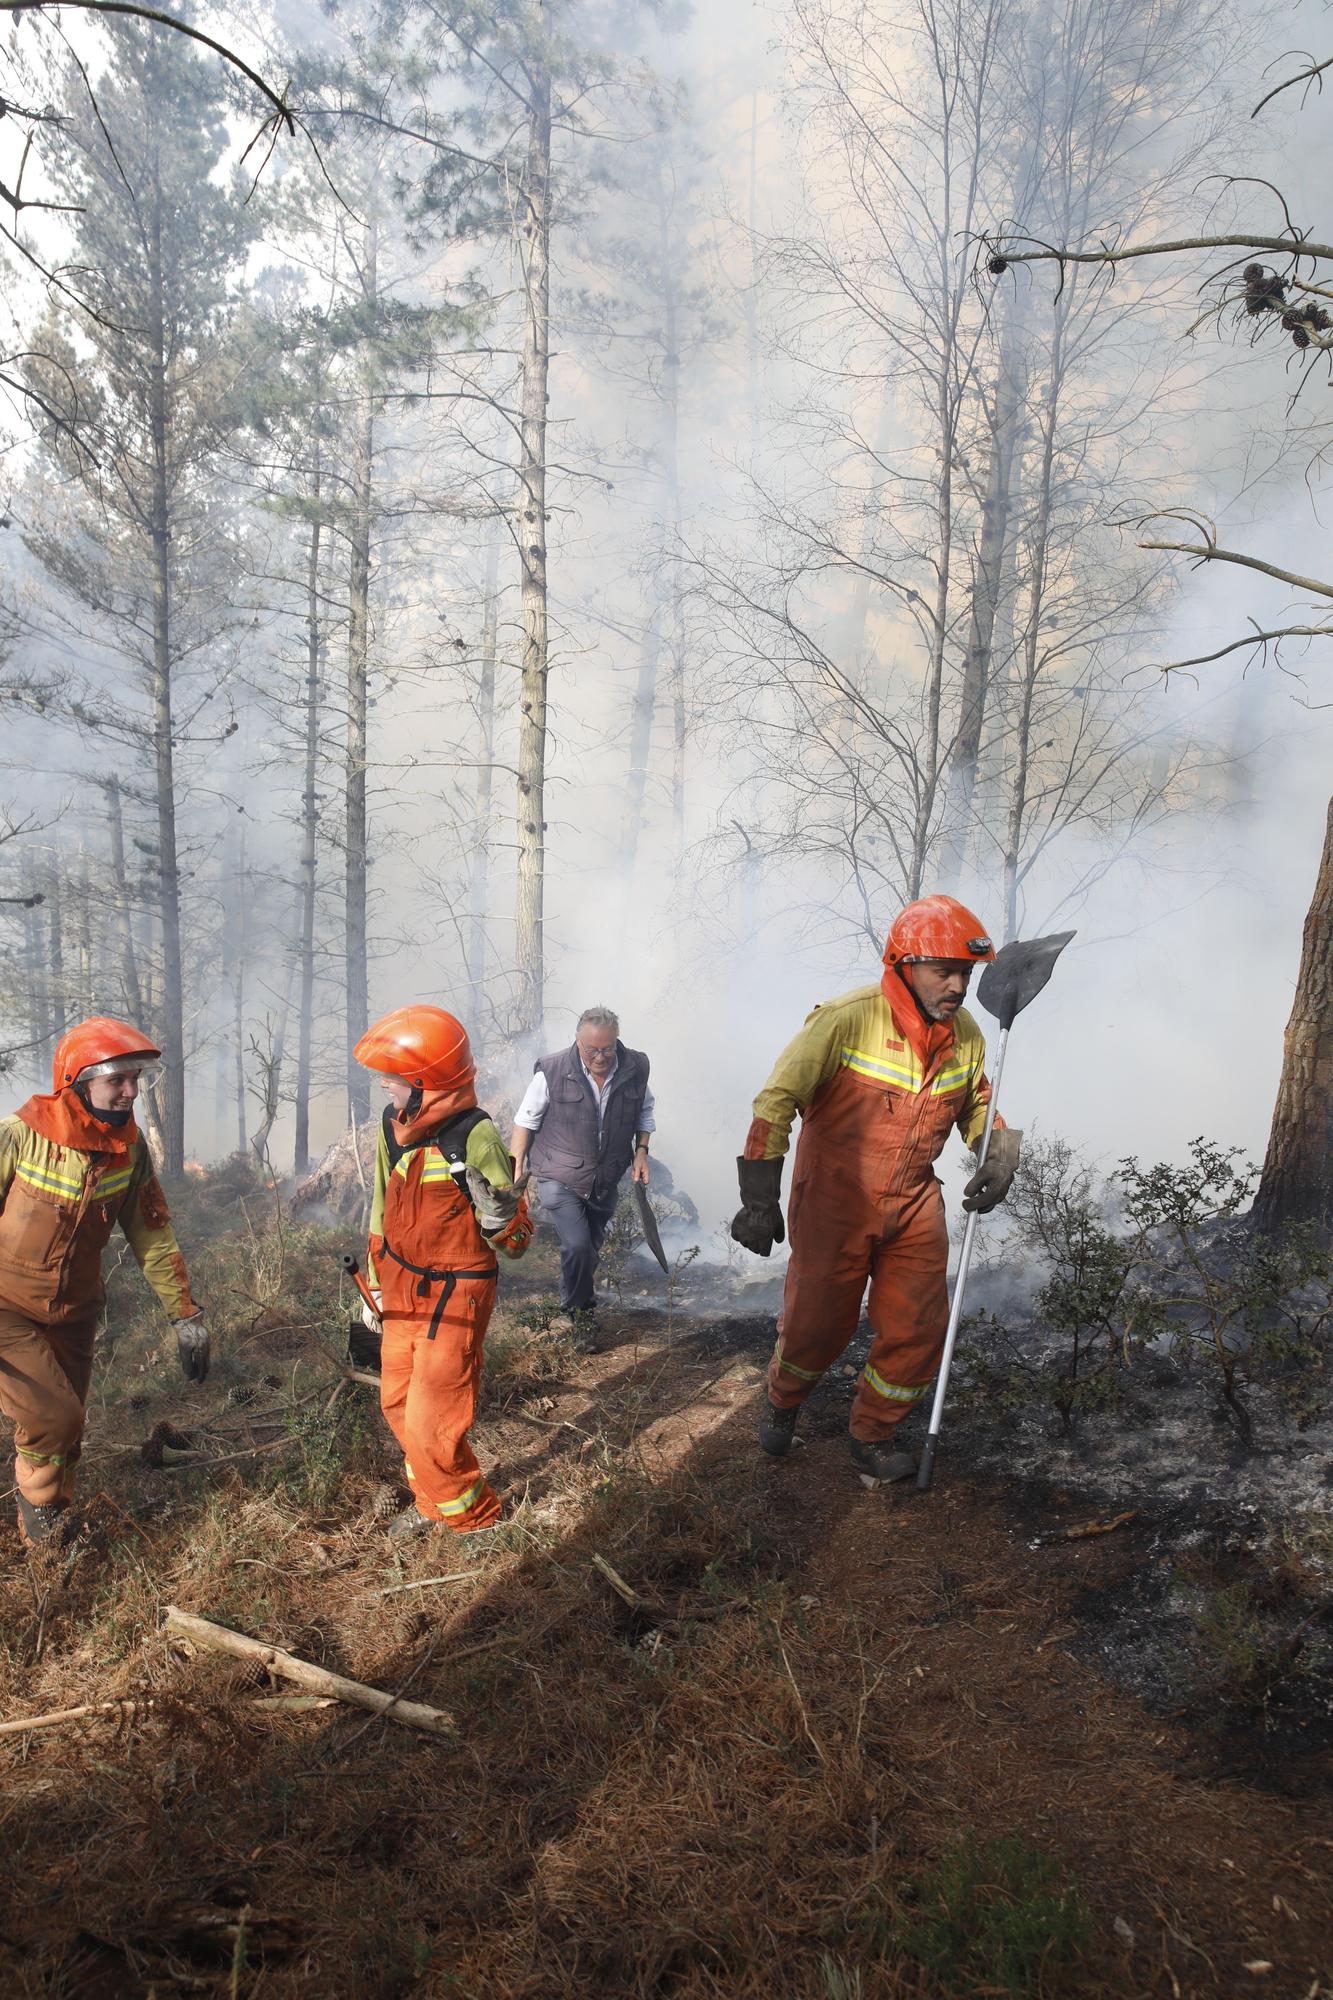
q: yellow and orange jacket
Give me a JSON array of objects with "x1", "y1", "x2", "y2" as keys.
[
  {"x1": 367, "y1": 1090, "x2": 531, "y2": 1313},
  {"x1": 0, "y1": 1092, "x2": 197, "y2": 1326},
  {"x1": 745, "y1": 974, "x2": 1000, "y2": 1184}
]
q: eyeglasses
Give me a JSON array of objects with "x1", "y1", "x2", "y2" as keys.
[{"x1": 580, "y1": 1046, "x2": 616, "y2": 1062}]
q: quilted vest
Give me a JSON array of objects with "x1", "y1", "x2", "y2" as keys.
[{"x1": 527, "y1": 1043, "x2": 650, "y2": 1202}]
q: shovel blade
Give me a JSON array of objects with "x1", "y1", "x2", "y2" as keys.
[
  {"x1": 634, "y1": 1180, "x2": 670, "y2": 1274},
  {"x1": 976, "y1": 930, "x2": 1076, "y2": 1030}
]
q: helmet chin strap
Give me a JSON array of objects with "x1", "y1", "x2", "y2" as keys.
[{"x1": 73, "y1": 1082, "x2": 133, "y2": 1128}]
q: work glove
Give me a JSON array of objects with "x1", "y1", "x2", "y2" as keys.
[
  {"x1": 464, "y1": 1166, "x2": 531, "y2": 1238},
  {"x1": 962, "y1": 1127, "x2": 1022, "y2": 1214},
  {"x1": 174, "y1": 1314, "x2": 211, "y2": 1384},
  {"x1": 361, "y1": 1287, "x2": 383, "y2": 1334},
  {"x1": 730, "y1": 1156, "x2": 786, "y2": 1257}
]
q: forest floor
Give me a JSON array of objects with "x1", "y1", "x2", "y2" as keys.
[{"x1": 0, "y1": 1168, "x2": 1330, "y2": 2000}]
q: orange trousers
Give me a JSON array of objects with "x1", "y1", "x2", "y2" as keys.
[
  {"x1": 767, "y1": 1176, "x2": 949, "y2": 1442},
  {"x1": 0, "y1": 1307, "x2": 98, "y2": 1506},
  {"x1": 379, "y1": 1274, "x2": 501, "y2": 1532}
]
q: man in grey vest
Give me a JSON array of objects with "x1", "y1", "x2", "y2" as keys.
[{"x1": 511, "y1": 1006, "x2": 654, "y2": 1336}]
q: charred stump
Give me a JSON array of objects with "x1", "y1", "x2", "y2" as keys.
[{"x1": 1253, "y1": 796, "x2": 1333, "y2": 1234}]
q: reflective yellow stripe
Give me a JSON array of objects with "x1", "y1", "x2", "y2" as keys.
[
  {"x1": 437, "y1": 1477, "x2": 486, "y2": 1518},
  {"x1": 775, "y1": 1342, "x2": 823, "y2": 1384},
  {"x1": 863, "y1": 1363, "x2": 930, "y2": 1404},
  {"x1": 16, "y1": 1161, "x2": 84, "y2": 1198},
  {"x1": 16, "y1": 1445, "x2": 66, "y2": 1465},
  {"x1": 932, "y1": 1066, "x2": 972, "y2": 1096},
  {"x1": 95, "y1": 1172, "x2": 133, "y2": 1198},
  {"x1": 840, "y1": 1045, "x2": 918, "y2": 1089}
]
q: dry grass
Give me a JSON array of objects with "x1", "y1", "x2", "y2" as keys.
[{"x1": 1, "y1": 1175, "x2": 1331, "y2": 1999}]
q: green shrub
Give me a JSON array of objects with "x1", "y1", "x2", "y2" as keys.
[{"x1": 894, "y1": 1834, "x2": 1091, "y2": 1998}]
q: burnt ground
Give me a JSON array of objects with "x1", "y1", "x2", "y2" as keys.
[{"x1": 0, "y1": 1200, "x2": 1330, "y2": 1999}]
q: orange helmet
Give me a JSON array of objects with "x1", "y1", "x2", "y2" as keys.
[
  {"x1": 353, "y1": 1006, "x2": 476, "y2": 1092},
  {"x1": 52, "y1": 1016, "x2": 161, "y2": 1093},
  {"x1": 882, "y1": 895, "x2": 995, "y2": 967}
]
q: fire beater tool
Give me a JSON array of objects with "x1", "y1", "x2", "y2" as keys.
[
  {"x1": 916, "y1": 929, "x2": 1076, "y2": 1493},
  {"x1": 634, "y1": 1181, "x2": 670, "y2": 1274}
]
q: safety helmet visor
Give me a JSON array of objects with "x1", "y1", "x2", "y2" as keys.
[{"x1": 74, "y1": 1055, "x2": 157, "y2": 1085}]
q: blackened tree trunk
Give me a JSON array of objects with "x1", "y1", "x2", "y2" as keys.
[{"x1": 1253, "y1": 796, "x2": 1333, "y2": 1233}]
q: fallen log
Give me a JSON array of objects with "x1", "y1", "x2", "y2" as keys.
[
  {"x1": 0, "y1": 1698, "x2": 142, "y2": 1739},
  {"x1": 162, "y1": 1606, "x2": 454, "y2": 1736}
]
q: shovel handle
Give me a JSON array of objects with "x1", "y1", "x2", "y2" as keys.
[
  {"x1": 340, "y1": 1253, "x2": 380, "y2": 1318},
  {"x1": 916, "y1": 1025, "x2": 1011, "y2": 1494}
]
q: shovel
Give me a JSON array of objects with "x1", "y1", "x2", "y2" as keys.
[{"x1": 915, "y1": 929, "x2": 1076, "y2": 1492}]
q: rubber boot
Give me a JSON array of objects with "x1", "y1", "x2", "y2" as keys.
[
  {"x1": 849, "y1": 1437, "x2": 916, "y2": 1487},
  {"x1": 386, "y1": 1503, "x2": 437, "y2": 1545},
  {"x1": 758, "y1": 1400, "x2": 798, "y2": 1458},
  {"x1": 16, "y1": 1493, "x2": 76, "y2": 1549}
]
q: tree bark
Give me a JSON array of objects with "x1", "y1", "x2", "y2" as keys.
[
  {"x1": 513, "y1": 67, "x2": 552, "y2": 1038},
  {"x1": 467, "y1": 523, "x2": 501, "y2": 1019},
  {"x1": 940, "y1": 310, "x2": 1026, "y2": 892},
  {"x1": 147, "y1": 176, "x2": 185, "y2": 1172},
  {"x1": 1253, "y1": 796, "x2": 1333, "y2": 1233},
  {"x1": 344, "y1": 216, "x2": 377, "y2": 1124},
  {"x1": 294, "y1": 500, "x2": 323, "y2": 1175}
]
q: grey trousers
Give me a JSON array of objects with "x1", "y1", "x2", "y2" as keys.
[{"x1": 536, "y1": 1179, "x2": 617, "y2": 1311}]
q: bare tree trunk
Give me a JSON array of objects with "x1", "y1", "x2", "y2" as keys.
[
  {"x1": 940, "y1": 312, "x2": 1026, "y2": 892},
  {"x1": 147, "y1": 188, "x2": 185, "y2": 1172},
  {"x1": 232, "y1": 823, "x2": 247, "y2": 1156},
  {"x1": 294, "y1": 501, "x2": 323, "y2": 1175},
  {"x1": 513, "y1": 68, "x2": 552, "y2": 1037},
  {"x1": 467, "y1": 524, "x2": 501, "y2": 1018},
  {"x1": 104, "y1": 779, "x2": 166, "y2": 1158},
  {"x1": 46, "y1": 855, "x2": 67, "y2": 1044},
  {"x1": 745, "y1": 87, "x2": 760, "y2": 470},
  {"x1": 1002, "y1": 300, "x2": 1067, "y2": 941},
  {"x1": 1253, "y1": 796, "x2": 1333, "y2": 1233},
  {"x1": 345, "y1": 217, "x2": 377, "y2": 1123},
  {"x1": 620, "y1": 589, "x2": 663, "y2": 882},
  {"x1": 20, "y1": 851, "x2": 50, "y2": 1053}
]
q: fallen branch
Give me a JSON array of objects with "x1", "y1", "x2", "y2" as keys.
[
  {"x1": 1035, "y1": 1510, "x2": 1138, "y2": 1545},
  {"x1": 378, "y1": 1571, "x2": 475, "y2": 1597},
  {"x1": 0, "y1": 1697, "x2": 142, "y2": 1739},
  {"x1": 591, "y1": 1552, "x2": 648, "y2": 1610},
  {"x1": 162, "y1": 1606, "x2": 455, "y2": 1735}
]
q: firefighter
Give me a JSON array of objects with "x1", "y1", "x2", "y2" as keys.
[
  {"x1": 355, "y1": 1005, "x2": 532, "y2": 1541},
  {"x1": 730, "y1": 896, "x2": 1021, "y2": 1484},
  {"x1": 0, "y1": 1018, "x2": 209, "y2": 1545}
]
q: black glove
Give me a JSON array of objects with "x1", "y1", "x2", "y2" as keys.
[
  {"x1": 730, "y1": 1156, "x2": 786, "y2": 1257},
  {"x1": 174, "y1": 1315, "x2": 211, "y2": 1383},
  {"x1": 962, "y1": 1128, "x2": 1022, "y2": 1214},
  {"x1": 348, "y1": 1314, "x2": 382, "y2": 1373}
]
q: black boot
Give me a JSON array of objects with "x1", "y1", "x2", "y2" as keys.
[
  {"x1": 758, "y1": 1400, "x2": 799, "y2": 1458},
  {"x1": 16, "y1": 1493, "x2": 75, "y2": 1548},
  {"x1": 849, "y1": 1437, "x2": 916, "y2": 1486}
]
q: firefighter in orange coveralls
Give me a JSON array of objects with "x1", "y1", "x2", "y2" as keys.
[
  {"x1": 730, "y1": 897, "x2": 1021, "y2": 1485},
  {"x1": 355, "y1": 1006, "x2": 532, "y2": 1542},
  {"x1": 0, "y1": 1018, "x2": 209, "y2": 1545}
]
